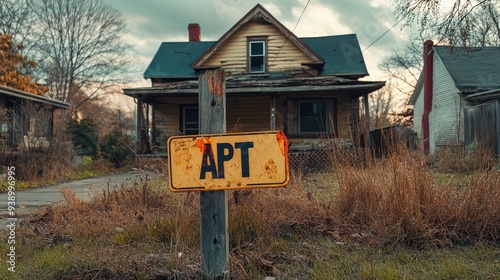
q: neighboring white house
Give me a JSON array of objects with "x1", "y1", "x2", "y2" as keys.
[{"x1": 409, "y1": 41, "x2": 500, "y2": 155}]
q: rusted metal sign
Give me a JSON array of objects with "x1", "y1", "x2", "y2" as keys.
[{"x1": 167, "y1": 130, "x2": 289, "y2": 192}]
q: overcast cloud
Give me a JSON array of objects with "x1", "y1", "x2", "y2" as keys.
[{"x1": 108, "y1": 0, "x2": 409, "y2": 85}]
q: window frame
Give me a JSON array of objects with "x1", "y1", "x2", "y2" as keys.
[
  {"x1": 179, "y1": 105, "x2": 199, "y2": 135},
  {"x1": 286, "y1": 99, "x2": 337, "y2": 137},
  {"x1": 298, "y1": 100, "x2": 328, "y2": 135},
  {"x1": 247, "y1": 37, "x2": 268, "y2": 74}
]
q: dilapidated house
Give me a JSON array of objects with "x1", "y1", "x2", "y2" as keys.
[
  {"x1": 0, "y1": 85, "x2": 69, "y2": 152},
  {"x1": 410, "y1": 41, "x2": 500, "y2": 156},
  {"x1": 124, "y1": 4, "x2": 385, "y2": 161}
]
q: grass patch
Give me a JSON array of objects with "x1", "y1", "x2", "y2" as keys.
[
  {"x1": 0, "y1": 243, "x2": 78, "y2": 279},
  {"x1": 309, "y1": 242, "x2": 500, "y2": 279},
  {"x1": 66, "y1": 169, "x2": 104, "y2": 181},
  {"x1": 0, "y1": 180, "x2": 30, "y2": 192}
]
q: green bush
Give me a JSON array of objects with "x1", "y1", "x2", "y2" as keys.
[
  {"x1": 99, "y1": 129, "x2": 135, "y2": 168},
  {"x1": 66, "y1": 118, "x2": 98, "y2": 156}
]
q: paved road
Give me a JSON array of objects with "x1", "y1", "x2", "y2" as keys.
[{"x1": 0, "y1": 170, "x2": 158, "y2": 217}]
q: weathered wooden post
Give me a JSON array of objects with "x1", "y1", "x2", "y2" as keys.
[
  {"x1": 198, "y1": 69, "x2": 229, "y2": 278},
  {"x1": 167, "y1": 69, "x2": 289, "y2": 278}
]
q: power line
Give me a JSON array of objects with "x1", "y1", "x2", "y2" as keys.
[
  {"x1": 363, "y1": 17, "x2": 405, "y2": 52},
  {"x1": 272, "y1": 0, "x2": 310, "y2": 65},
  {"x1": 292, "y1": 0, "x2": 311, "y2": 32}
]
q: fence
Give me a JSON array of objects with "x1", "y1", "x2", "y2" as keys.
[
  {"x1": 369, "y1": 126, "x2": 417, "y2": 158},
  {"x1": 289, "y1": 148, "x2": 333, "y2": 173},
  {"x1": 464, "y1": 101, "x2": 500, "y2": 157},
  {"x1": 288, "y1": 126, "x2": 418, "y2": 173}
]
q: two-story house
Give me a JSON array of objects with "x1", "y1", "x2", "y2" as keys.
[{"x1": 124, "y1": 4, "x2": 385, "y2": 163}]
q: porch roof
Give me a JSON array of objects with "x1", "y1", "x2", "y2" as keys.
[
  {"x1": 124, "y1": 76, "x2": 385, "y2": 100},
  {"x1": 0, "y1": 85, "x2": 69, "y2": 109}
]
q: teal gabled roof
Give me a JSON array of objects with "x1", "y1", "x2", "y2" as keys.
[
  {"x1": 409, "y1": 45, "x2": 500, "y2": 105},
  {"x1": 143, "y1": 34, "x2": 369, "y2": 79},
  {"x1": 144, "y1": 41, "x2": 214, "y2": 79},
  {"x1": 301, "y1": 34, "x2": 368, "y2": 77},
  {"x1": 435, "y1": 46, "x2": 500, "y2": 93}
]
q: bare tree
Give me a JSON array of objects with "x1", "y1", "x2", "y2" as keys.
[
  {"x1": 0, "y1": 0, "x2": 35, "y2": 52},
  {"x1": 30, "y1": 0, "x2": 132, "y2": 113},
  {"x1": 381, "y1": 1, "x2": 499, "y2": 129},
  {"x1": 393, "y1": 0, "x2": 500, "y2": 46},
  {"x1": 469, "y1": 1, "x2": 500, "y2": 45},
  {"x1": 367, "y1": 82, "x2": 399, "y2": 130},
  {"x1": 379, "y1": 35, "x2": 423, "y2": 98}
]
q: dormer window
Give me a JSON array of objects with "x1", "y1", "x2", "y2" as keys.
[{"x1": 248, "y1": 38, "x2": 267, "y2": 73}]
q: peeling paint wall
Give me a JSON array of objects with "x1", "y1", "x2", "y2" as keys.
[{"x1": 202, "y1": 21, "x2": 313, "y2": 75}]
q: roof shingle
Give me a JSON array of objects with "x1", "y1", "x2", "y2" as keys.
[
  {"x1": 143, "y1": 34, "x2": 369, "y2": 79},
  {"x1": 435, "y1": 46, "x2": 500, "y2": 93}
]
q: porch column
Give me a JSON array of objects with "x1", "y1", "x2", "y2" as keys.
[
  {"x1": 146, "y1": 103, "x2": 150, "y2": 147},
  {"x1": 363, "y1": 94, "x2": 371, "y2": 148},
  {"x1": 135, "y1": 99, "x2": 142, "y2": 153},
  {"x1": 351, "y1": 97, "x2": 360, "y2": 147},
  {"x1": 270, "y1": 93, "x2": 276, "y2": 130},
  {"x1": 151, "y1": 104, "x2": 156, "y2": 151},
  {"x1": 48, "y1": 108, "x2": 54, "y2": 141}
]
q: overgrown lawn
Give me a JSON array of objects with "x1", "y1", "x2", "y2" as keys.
[{"x1": 1, "y1": 149, "x2": 499, "y2": 279}]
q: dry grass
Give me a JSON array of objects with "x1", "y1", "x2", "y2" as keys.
[
  {"x1": 331, "y1": 146, "x2": 500, "y2": 246},
  {"x1": 431, "y1": 144, "x2": 497, "y2": 172},
  {"x1": 5, "y1": 146, "x2": 500, "y2": 279},
  {"x1": 0, "y1": 139, "x2": 76, "y2": 182}
]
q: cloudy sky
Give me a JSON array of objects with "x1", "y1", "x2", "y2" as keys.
[{"x1": 108, "y1": 0, "x2": 411, "y2": 87}]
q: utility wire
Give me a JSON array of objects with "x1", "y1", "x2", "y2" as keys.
[
  {"x1": 292, "y1": 0, "x2": 311, "y2": 32},
  {"x1": 271, "y1": 0, "x2": 310, "y2": 65},
  {"x1": 363, "y1": 16, "x2": 405, "y2": 52}
]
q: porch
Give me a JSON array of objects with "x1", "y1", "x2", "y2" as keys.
[{"x1": 125, "y1": 76, "x2": 384, "y2": 163}]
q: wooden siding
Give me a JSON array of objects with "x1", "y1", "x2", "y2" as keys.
[
  {"x1": 153, "y1": 97, "x2": 197, "y2": 153},
  {"x1": 152, "y1": 93, "x2": 357, "y2": 152},
  {"x1": 0, "y1": 96, "x2": 7, "y2": 122},
  {"x1": 202, "y1": 21, "x2": 314, "y2": 74},
  {"x1": 429, "y1": 54, "x2": 465, "y2": 153},
  {"x1": 0, "y1": 96, "x2": 7, "y2": 144},
  {"x1": 227, "y1": 95, "x2": 272, "y2": 132},
  {"x1": 413, "y1": 54, "x2": 468, "y2": 154},
  {"x1": 337, "y1": 96, "x2": 355, "y2": 139}
]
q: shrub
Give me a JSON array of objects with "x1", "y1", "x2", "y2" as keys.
[
  {"x1": 66, "y1": 118, "x2": 98, "y2": 156},
  {"x1": 99, "y1": 129, "x2": 135, "y2": 168},
  {"x1": 0, "y1": 138, "x2": 75, "y2": 182}
]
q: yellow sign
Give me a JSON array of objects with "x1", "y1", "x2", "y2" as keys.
[{"x1": 167, "y1": 131, "x2": 290, "y2": 192}]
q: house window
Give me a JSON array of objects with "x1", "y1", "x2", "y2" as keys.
[
  {"x1": 299, "y1": 101, "x2": 327, "y2": 134},
  {"x1": 181, "y1": 106, "x2": 198, "y2": 135},
  {"x1": 248, "y1": 40, "x2": 266, "y2": 73}
]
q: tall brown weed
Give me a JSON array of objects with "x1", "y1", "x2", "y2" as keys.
[{"x1": 331, "y1": 147, "x2": 500, "y2": 245}]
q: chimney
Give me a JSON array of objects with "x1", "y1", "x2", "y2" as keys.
[
  {"x1": 188, "y1": 23, "x2": 201, "y2": 42},
  {"x1": 422, "y1": 40, "x2": 434, "y2": 155}
]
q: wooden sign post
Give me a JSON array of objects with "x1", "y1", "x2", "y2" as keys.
[{"x1": 199, "y1": 69, "x2": 229, "y2": 278}]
